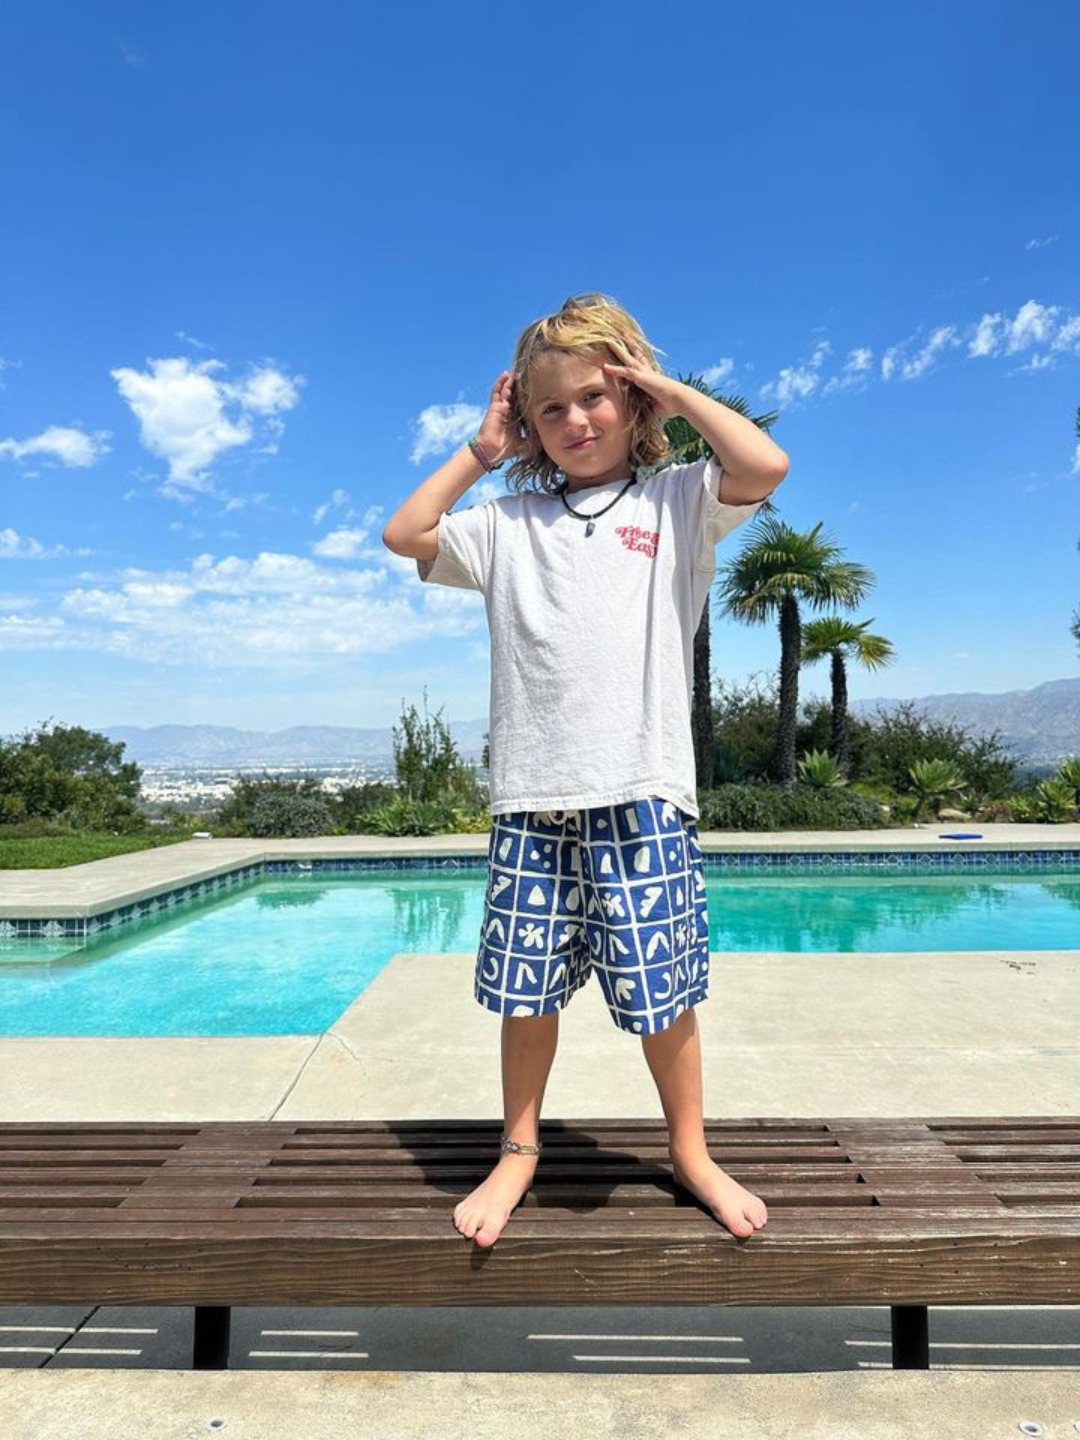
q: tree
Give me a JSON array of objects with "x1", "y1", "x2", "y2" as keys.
[
  {"x1": 658, "y1": 376, "x2": 781, "y2": 790},
  {"x1": 799, "y1": 617, "x2": 896, "y2": 774},
  {"x1": 714, "y1": 520, "x2": 875, "y2": 789},
  {"x1": 0, "y1": 718, "x2": 143, "y2": 829},
  {"x1": 391, "y1": 687, "x2": 468, "y2": 804}
]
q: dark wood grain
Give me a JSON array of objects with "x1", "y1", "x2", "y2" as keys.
[{"x1": 0, "y1": 1117, "x2": 1076, "y2": 1308}]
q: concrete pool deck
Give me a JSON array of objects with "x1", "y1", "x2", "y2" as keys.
[
  {"x1": 1, "y1": 823, "x2": 1078, "y2": 1122},
  {"x1": 2, "y1": 827, "x2": 1079, "y2": 1433},
  {"x1": 2, "y1": 821, "x2": 1079, "y2": 917}
]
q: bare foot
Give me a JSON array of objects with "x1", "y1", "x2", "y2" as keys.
[
  {"x1": 671, "y1": 1147, "x2": 769, "y2": 1238},
  {"x1": 452, "y1": 1151, "x2": 539, "y2": 1247}
]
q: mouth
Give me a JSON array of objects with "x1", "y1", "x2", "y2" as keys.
[{"x1": 568, "y1": 437, "x2": 597, "y2": 449}]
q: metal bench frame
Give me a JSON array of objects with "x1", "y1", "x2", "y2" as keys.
[{"x1": 1, "y1": 1117, "x2": 1076, "y2": 1371}]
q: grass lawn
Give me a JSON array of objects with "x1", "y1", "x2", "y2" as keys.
[{"x1": 0, "y1": 832, "x2": 199, "y2": 870}]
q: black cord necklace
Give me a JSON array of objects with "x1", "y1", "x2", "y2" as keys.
[{"x1": 557, "y1": 473, "x2": 639, "y2": 536}]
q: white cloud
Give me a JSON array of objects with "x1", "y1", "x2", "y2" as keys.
[
  {"x1": 966, "y1": 299, "x2": 1068, "y2": 360},
  {"x1": 313, "y1": 527, "x2": 370, "y2": 559},
  {"x1": 0, "y1": 528, "x2": 94, "y2": 561},
  {"x1": 760, "y1": 294, "x2": 1080, "y2": 410},
  {"x1": 110, "y1": 355, "x2": 304, "y2": 495},
  {"x1": 313, "y1": 487, "x2": 350, "y2": 525},
  {"x1": 759, "y1": 340, "x2": 831, "y2": 407},
  {"x1": 1025, "y1": 234, "x2": 1059, "y2": 251},
  {"x1": 410, "y1": 398, "x2": 486, "y2": 464},
  {"x1": 821, "y1": 347, "x2": 873, "y2": 396},
  {"x1": 14, "y1": 543, "x2": 486, "y2": 669},
  {"x1": 881, "y1": 325, "x2": 960, "y2": 382},
  {"x1": 0, "y1": 424, "x2": 111, "y2": 468},
  {"x1": 175, "y1": 330, "x2": 212, "y2": 351},
  {"x1": 700, "y1": 359, "x2": 736, "y2": 389}
]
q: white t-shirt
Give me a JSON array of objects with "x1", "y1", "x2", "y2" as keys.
[{"x1": 416, "y1": 454, "x2": 766, "y2": 821}]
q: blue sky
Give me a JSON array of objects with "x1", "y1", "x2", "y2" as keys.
[{"x1": 1, "y1": 1, "x2": 1078, "y2": 739}]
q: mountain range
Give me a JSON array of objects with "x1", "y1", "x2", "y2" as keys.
[{"x1": 96, "y1": 676, "x2": 1079, "y2": 770}]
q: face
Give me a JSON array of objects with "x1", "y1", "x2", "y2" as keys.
[{"x1": 527, "y1": 351, "x2": 633, "y2": 489}]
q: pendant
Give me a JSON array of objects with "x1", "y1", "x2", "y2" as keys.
[{"x1": 585, "y1": 520, "x2": 595, "y2": 537}]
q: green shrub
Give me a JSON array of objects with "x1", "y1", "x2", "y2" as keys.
[
  {"x1": 796, "y1": 748, "x2": 848, "y2": 789},
  {"x1": 335, "y1": 781, "x2": 399, "y2": 832},
  {"x1": 696, "y1": 782, "x2": 887, "y2": 832},
  {"x1": 907, "y1": 757, "x2": 968, "y2": 821},
  {"x1": 842, "y1": 698, "x2": 1020, "y2": 807},
  {"x1": 214, "y1": 773, "x2": 336, "y2": 838},
  {"x1": 1006, "y1": 793, "x2": 1042, "y2": 823},
  {"x1": 363, "y1": 794, "x2": 489, "y2": 836},
  {"x1": 245, "y1": 790, "x2": 337, "y2": 838},
  {"x1": 1033, "y1": 776, "x2": 1078, "y2": 823}
]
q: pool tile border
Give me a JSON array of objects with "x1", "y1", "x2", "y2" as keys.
[{"x1": 2, "y1": 848, "x2": 1080, "y2": 943}]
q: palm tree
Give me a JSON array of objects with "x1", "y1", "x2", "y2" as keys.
[
  {"x1": 714, "y1": 520, "x2": 875, "y2": 790},
  {"x1": 661, "y1": 376, "x2": 781, "y2": 790},
  {"x1": 800, "y1": 617, "x2": 896, "y2": 773}
]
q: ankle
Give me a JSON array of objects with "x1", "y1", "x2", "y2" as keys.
[{"x1": 669, "y1": 1135, "x2": 711, "y2": 1165}]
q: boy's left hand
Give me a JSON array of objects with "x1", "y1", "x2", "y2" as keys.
[{"x1": 602, "y1": 339, "x2": 686, "y2": 421}]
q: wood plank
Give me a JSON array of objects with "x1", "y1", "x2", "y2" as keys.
[
  {"x1": 0, "y1": 1226, "x2": 1077, "y2": 1307},
  {"x1": 0, "y1": 1118, "x2": 1077, "y2": 1313}
]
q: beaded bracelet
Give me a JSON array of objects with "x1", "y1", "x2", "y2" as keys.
[{"x1": 468, "y1": 435, "x2": 503, "y2": 472}]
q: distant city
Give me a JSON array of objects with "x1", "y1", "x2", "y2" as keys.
[
  {"x1": 69, "y1": 676, "x2": 1076, "y2": 813},
  {"x1": 135, "y1": 762, "x2": 409, "y2": 811}
]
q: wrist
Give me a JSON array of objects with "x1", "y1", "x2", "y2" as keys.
[
  {"x1": 663, "y1": 378, "x2": 690, "y2": 419},
  {"x1": 470, "y1": 433, "x2": 505, "y2": 470}
]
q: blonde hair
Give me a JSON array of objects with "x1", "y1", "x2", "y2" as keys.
[{"x1": 503, "y1": 291, "x2": 674, "y2": 495}]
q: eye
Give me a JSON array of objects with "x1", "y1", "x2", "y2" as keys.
[{"x1": 542, "y1": 391, "x2": 604, "y2": 416}]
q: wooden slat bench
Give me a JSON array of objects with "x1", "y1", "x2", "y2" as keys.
[{"x1": 0, "y1": 1116, "x2": 1077, "y2": 1372}]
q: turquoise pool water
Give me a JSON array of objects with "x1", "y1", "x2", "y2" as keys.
[{"x1": 1, "y1": 868, "x2": 1078, "y2": 1037}]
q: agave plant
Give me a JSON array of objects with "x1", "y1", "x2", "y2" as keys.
[
  {"x1": 908, "y1": 757, "x2": 967, "y2": 821},
  {"x1": 1035, "y1": 776, "x2": 1078, "y2": 823},
  {"x1": 796, "y1": 747, "x2": 849, "y2": 789},
  {"x1": 1055, "y1": 756, "x2": 1080, "y2": 803}
]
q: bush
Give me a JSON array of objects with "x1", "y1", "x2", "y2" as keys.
[
  {"x1": 213, "y1": 773, "x2": 336, "y2": 838},
  {"x1": 335, "y1": 781, "x2": 399, "y2": 832},
  {"x1": 246, "y1": 790, "x2": 337, "y2": 838},
  {"x1": 696, "y1": 782, "x2": 887, "y2": 832},
  {"x1": 711, "y1": 674, "x2": 781, "y2": 783},
  {"x1": 362, "y1": 795, "x2": 490, "y2": 837},
  {"x1": 838, "y1": 698, "x2": 1021, "y2": 807}
]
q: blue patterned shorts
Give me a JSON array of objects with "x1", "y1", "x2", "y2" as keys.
[{"x1": 475, "y1": 795, "x2": 709, "y2": 1036}]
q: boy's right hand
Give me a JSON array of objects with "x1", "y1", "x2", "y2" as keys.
[{"x1": 476, "y1": 371, "x2": 528, "y2": 465}]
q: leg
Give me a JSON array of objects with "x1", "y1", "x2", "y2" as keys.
[
  {"x1": 640, "y1": 1005, "x2": 768, "y2": 1238},
  {"x1": 452, "y1": 1010, "x2": 559, "y2": 1247}
]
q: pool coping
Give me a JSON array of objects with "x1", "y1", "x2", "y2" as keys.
[{"x1": 1, "y1": 822, "x2": 1079, "y2": 941}]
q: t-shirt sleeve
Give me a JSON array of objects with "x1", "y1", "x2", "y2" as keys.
[
  {"x1": 415, "y1": 501, "x2": 493, "y2": 592},
  {"x1": 677, "y1": 453, "x2": 766, "y2": 570}
]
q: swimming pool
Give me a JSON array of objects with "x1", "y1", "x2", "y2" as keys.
[{"x1": 1, "y1": 866, "x2": 1078, "y2": 1037}]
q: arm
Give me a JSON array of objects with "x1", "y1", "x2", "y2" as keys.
[
  {"x1": 381, "y1": 442, "x2": 489, "y2": 560},
  {"x1": 600, "y1": 340, "x2": 789, "y2": 505},
  {"x1": 672, "y1": 388, "x2": 789, "y2": 505}
]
